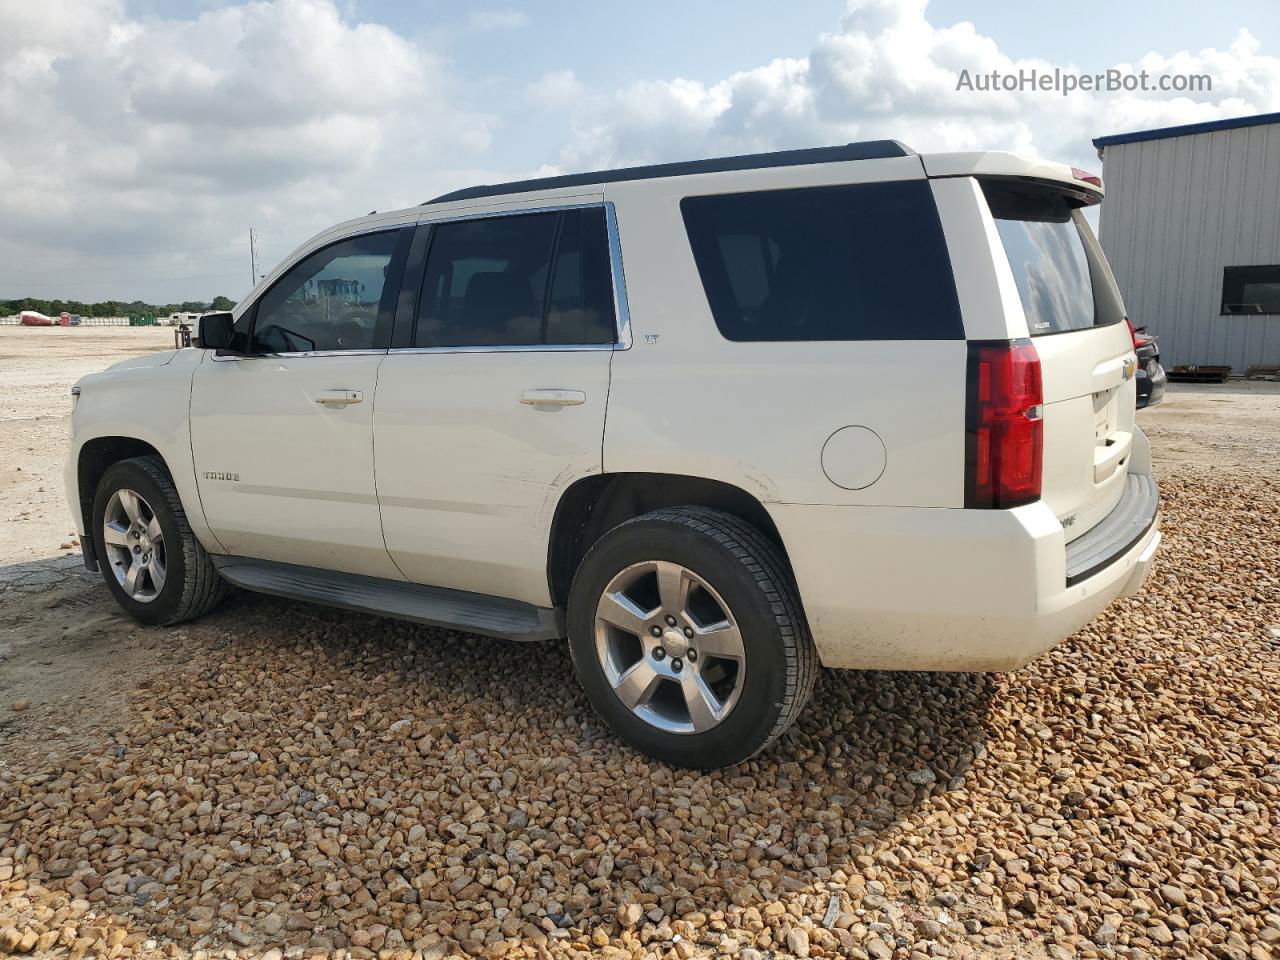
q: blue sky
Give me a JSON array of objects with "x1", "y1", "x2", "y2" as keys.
[{"x1": 2, "y1": 0, "x2": 1278, "y2": 302}]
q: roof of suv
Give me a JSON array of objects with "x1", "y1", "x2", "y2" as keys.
[
  {"x1": 421, "y1": 141, "x2": 1103, "y2": 209},
  {"x1": 244, "y1": 142, "x2": 1102, "y2": 313},
  {"x1": 423, "y1": 140, "x2": 916, "y2": 205}
]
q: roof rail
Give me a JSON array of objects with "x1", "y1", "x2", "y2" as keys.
[{"x1": 423, "y1": 140, "x2": 916, "y2": 205}]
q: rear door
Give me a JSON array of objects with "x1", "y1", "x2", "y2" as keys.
[
  {"x1": 982, "y1": 180, "x2": 1137, "y2": 539},
  {"x1": 373, "y1": 202, "x2": 621, "y2": 607}
]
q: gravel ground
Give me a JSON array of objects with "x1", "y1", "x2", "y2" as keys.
[{"x1": 1, "y1": 334, "x2": 1279, "y2": 960}]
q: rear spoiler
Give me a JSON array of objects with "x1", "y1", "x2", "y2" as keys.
[{"x1": 921, "y1": 151, "x2": 1104, "y2": 206}]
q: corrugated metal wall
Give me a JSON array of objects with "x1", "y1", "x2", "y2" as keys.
[{"x1": 1097, "y1": 123, "x2": 1280, "y2": 372}]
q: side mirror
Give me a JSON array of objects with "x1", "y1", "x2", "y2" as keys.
[{"x1": 196, "y1": 312, "x2": 236, "y2": 352}]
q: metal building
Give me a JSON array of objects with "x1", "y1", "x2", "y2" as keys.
[{"x1": 1093, "y1": 112, "x2": 1280, "y2": 374}]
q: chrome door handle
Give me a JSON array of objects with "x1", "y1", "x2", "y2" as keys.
[
  {"x1": 315, "y1": 389, "x2": 363, "y2": 407},
  {"x1": 520, "y1": 389, "x2": 586, "y2": 407}
]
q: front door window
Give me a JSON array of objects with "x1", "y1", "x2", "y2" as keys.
[{"x1": 251, "y1": 230, "x2": 402, "y2": 353}]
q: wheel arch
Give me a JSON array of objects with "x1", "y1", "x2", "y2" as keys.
[
  {"x1": 547, "y1": 472, "x2": 789, "y2": 607},
  {"x1": 77, "y1": 437, "x2": 166, "y2": 570}
]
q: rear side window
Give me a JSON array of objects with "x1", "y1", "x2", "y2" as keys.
[
  {"x1": 983, "y1": 181, "x2": 1123, "y2": 336},
  {"x1": 415, "y1": 207, "x2": 617, "y2": 348},
  {"x1": 680, "y1": 181, "x2": 963, "y2": 341}
]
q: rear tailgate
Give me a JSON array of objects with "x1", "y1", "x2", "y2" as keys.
[
  {"x1": 982, "y1": 179, "x2": 1139, "y2": 542},
  {"x1": 1036, "y1": 323, "x2": 1137, "y2": 538}
]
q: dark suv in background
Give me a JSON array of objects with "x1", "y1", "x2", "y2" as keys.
[{"x1": 1133, "y1": 325, "x2": 1166, "y2": 408}]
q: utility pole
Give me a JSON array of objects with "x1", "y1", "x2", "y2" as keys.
[{"x1": 249, "y1": 228, "x2": 260, "y2": 287}]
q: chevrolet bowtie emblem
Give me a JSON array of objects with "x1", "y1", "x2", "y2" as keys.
[{"x1": 1122, "y1": 357, "x2": 1137, "y2": 380}]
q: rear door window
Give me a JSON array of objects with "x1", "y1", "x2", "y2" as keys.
[
  {"x1": 983, "y1": 181, "x2": 1123, "y2": 336},
  {"x1": 545, "y1": 207, "x2": 619, "y2": 345},
  {"x1": 680, "y1": 181, "x2": 963, "y2": 341},
  {"x1": 415, "y1": 207, "x2": 617, "y2": 348}
]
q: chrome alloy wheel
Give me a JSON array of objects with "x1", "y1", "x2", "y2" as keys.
[
  {"x1": 593, "y1": 560, "x2": 746, "y2": 734},
  {"x1": 102, "y1": 488, "x2": 167, "y2": 603}
]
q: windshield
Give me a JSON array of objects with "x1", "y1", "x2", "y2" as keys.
[{"x1": 983, "y1": 181, "x2": 1123, "y2": 336}]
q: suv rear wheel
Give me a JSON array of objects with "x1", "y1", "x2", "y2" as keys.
[
  {"x1": 92, "y1": 456, "x2": 227, "y2": 626},
  {"x1": 567, "y1": 507, "x2": 817, "y2": 768}
]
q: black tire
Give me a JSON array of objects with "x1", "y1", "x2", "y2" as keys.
[
  {"x1": 92, "y1": 455, "x2": 227, "y2": 626},
  {"x1": 567, "y1": 506, "x2": 818, "y2": 768}
]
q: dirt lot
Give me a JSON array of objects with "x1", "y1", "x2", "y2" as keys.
[
  {"x1": 0, "y1": 328, "x2": 181, "y2": 764},
  {"x1": 1, "y1": 327, "x2": 1278, "y2": 960},
  {"x1": 0, "y1": 327, "x2": 178, "y2": 568}
]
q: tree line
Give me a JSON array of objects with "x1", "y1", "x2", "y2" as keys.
[{"x1": 2, "y1": 295, "x2": 237, "y2": 317}]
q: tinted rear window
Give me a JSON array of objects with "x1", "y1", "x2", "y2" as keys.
[
  {"x1": 983, "y1": 181, "x2": 1123, "y2": 336},
  {"x1": 681, "y1": 181, "x2": 963, "y2": 341},
  {"x1": 415, "y1": 207, "x2": 616, "y2": 347}
]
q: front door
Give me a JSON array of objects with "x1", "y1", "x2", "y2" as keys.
[
  {"x1": 190, "y1": 227, "x2": 410, "y2": 579},
  {"x1": 375, "y1": 204, "x2": 620, "y2": 606}
]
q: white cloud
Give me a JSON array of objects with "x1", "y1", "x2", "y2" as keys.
[
  {"x1": 0, "y1": 0, "x2": 497, "y2": 302},
  {"x1": 545, "y1": 0, "x2": 1280, "y2": 175},
  {"x1": 528, "y1": 69, "x2": 584, "y2": 108},
  {"x1": 466, "y1": 9, "x2": 529, "y2": 32}
]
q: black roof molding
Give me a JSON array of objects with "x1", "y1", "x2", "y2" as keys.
[{"x1": 424, "y1": 140, "x2": 916, "y2": 205}]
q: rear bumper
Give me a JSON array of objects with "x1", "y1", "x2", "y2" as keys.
[
  {"x1": 769, "y1": 474, "x2": 1161, "y2": 672},
  {"x1": 1065, "y1": 473, "x2": 1158, "y2": 584}
]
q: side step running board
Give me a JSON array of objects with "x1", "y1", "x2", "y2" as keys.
[{"x1": 210, "y1": 556, "x2": 563, "y2": 642}]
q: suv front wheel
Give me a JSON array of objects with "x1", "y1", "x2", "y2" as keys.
[
  {"x1": 567, "y1": 507, "x2": 817, "y2": 768},
  {"x1": 92, "y1": 456, "x2": 227, "y2": 626}
]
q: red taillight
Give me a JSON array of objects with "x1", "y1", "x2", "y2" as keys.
[
  {"x1": 965, "y1": 340, "x2": 1043, "y2": 509},
  {"x1": 1125, "y1": 318, "x2": 1142, "y2": 352},
  {"x1": 1071, "y1": 166, "x2": 1103, "y2": 188}
]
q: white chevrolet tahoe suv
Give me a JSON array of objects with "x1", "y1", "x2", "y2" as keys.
[{"x1": 65, "y1": 141, "x2": 1160, "y2": 768}]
